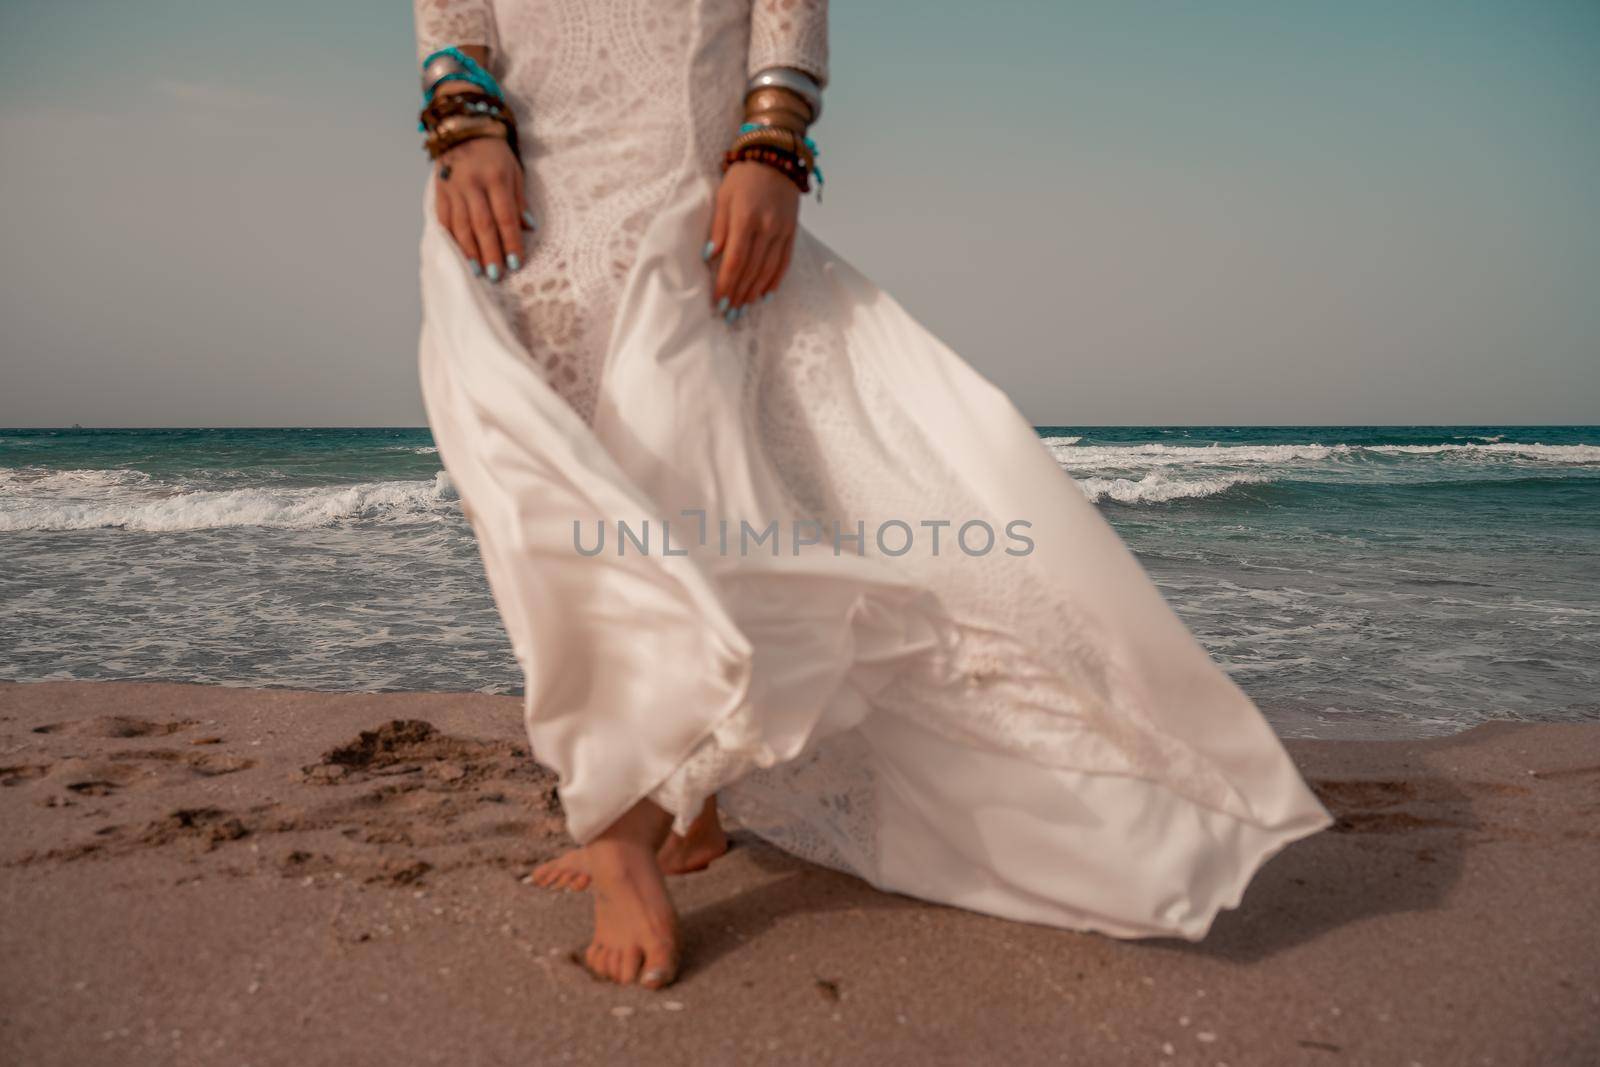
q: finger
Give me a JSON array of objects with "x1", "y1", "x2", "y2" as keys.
[
  {"x1": 512, "y1": 162, "x2": 534, "y2": 229},
  {"x1": 729, "y1": 229, "x2": 773, "y2": 310},
  {"x1": 488, "y1": 177, "x2": 525, "y2": 271},
  {"x1": 706, "y1": 186, "x2": 731, "y2": 274},
  {"x1": 741, "y1": 227, "x2": 784, "y2": 309},
  {"x1": 445, "y1": 190, "x2": 483, "y2": 276},
  {"x1": 747, "y1": 229, "x2": 788, "y2": 304},
  {"x1": 755, "y1": 231, "x2": 793, "y2": 300},
  {"x1": 514, "y1": 165, "x2": 525, "y2": 212},
  {"x1": 714, "y1": 217, "x2": 757, "y2": 314},
  {"x1": 570, "y1": 872, "x2": 590, "y2": 891},
  {"x1": 465, "y1": 185, "x2": 505, "y2": 281}
]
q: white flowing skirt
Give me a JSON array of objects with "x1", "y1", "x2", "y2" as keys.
[{"x1": 417, "y1": 170, "x2": 1332, "y2": 941}]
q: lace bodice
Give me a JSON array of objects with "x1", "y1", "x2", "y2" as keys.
[{"x1": 413, "y1": 1, "x2": 828, "y2": 84}]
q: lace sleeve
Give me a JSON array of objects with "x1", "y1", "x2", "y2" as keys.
[
  {"x1": 748, "y1": 0, "x2": 829, "y2": 88},
  {"x1": 413, "y1": 0, "x2": 499, "y2": 65}
]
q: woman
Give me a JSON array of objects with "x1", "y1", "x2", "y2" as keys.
[{"x1": 412, "y1": 0, "x2": 1332, "y2": 990}]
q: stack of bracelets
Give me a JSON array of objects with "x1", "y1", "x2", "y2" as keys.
[
  {"x1": 723, "y1": 67, "x2": 825, "y2": 200},
  {"x1": 418, "y1": 46, "x2": 522, "y2": 166}
]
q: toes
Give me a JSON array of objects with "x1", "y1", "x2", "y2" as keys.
[
  {"x1": 618, "y1": 946, "x2": 643, "y2": 986},
  {"x1": 640, "y1": 941, "x2": 677, "y2": 990},
  {"x1": 584, "y1": 942, "x2": 605, "y2": 979},
  {"x1": 570, "y1": 872, "x2": 590, "y2": 891}
]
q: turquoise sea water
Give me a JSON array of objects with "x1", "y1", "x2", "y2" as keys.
[{"x1": 2, "y1": 425, "x2": 1596, "y2": 739}]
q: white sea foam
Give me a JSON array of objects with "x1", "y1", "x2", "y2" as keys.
[
  {"x1": 1046, "y1": 441, "x2": 1349, "y2": 470},
  {"x1": 1074, "y1": 472, "x2": 1268, "y2": 504},
  {"x1": 1367, "y1": 442, "x2": 1600, "y2": 462},
  {"x1": 0, "y1": 467, "x2": 155, "y2": 492},
  {"x1": 1044, "y1": 440, "x2": 1600, "y2": 470},
  {"x1": 0, "y1": 471, "x2": 459, "y2": 532}
]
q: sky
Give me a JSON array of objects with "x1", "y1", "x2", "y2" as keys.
[{"x1": 0, "y1": 0, "x2": 1596, "y2": 427}]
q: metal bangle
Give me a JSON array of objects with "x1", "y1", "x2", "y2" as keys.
[
  {"x1": 745, "y1": 67, "x2": 822, "y2": 122},
  {"x1": 420, "y1": 46, "x2": 506, "y2": 104},
  {"x1": 421, "y1": 54, "x2": 467, "y2": 96}
]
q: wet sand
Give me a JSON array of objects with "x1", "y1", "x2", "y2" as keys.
[{"x1": 1, "y1": 680, "x2": 1595, "y2": 1065}]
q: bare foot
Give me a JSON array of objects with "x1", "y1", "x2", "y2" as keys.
[
  {"x1": 528, "y1": 796, "x2": 728, "y2": 890},
  {"x1": 582, "y1": 800, "x2": 679, "y2": 988},
  {"x1": 655, "y1": 795, "x2": 729, "y2": 874},
  {"x1": 528, "y1": 847, "x2": 590, "y2": 892}
]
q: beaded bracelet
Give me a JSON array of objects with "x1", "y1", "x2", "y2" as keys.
[
  {"x1": 722, "y1": 146, "x2": 811, "y2": 194},
  {"x1": 419, "y1": 82, "x2": 521, "y2": 163},
  {"x1": 730, "y1": 127, "x2": 814, "y2": 171},
  {"x1": 420, "y1": 89, "x2": 517, "y2": 134},
  {"x1": 735, "y1": 122, "x2": 824, "y2": 200}
]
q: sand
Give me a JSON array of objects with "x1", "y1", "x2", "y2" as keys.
[{"x1": 0, "y1": 680, "x2": 1595, "y2": 1066}]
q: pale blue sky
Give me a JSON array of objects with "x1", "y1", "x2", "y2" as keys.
[{"x1": 1, "y1": 1, "x2": 1596, "y2": 426}]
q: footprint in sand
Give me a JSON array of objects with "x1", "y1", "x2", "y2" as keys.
[
  {"x1": 32, "y1": 715, "x2": 197, "y2": 739},
  {"x1": 1312, "y1": 776, "x2": 1529, "y2": 835},
  {"x1": 41, "y1": 750, "x2": 256, "y2": 796}
]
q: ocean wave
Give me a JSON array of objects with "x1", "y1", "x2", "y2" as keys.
[
  {"x1": 1047, "y1": 441, "x2": 1350, "y2": 468},
  {"x1": 1075, "y1": 472, "x2": 1269, "y2": 504},
  {"x1": 1366, "y1": 443, "x2": 1600, "y2": 463},
  {"x1": 0, "y1": 472, "x2": 459, "y2": 532},
  {"x1": 0, "y1": 466, "x2": 156, "y2": 492},
  {"x1": 1045, "y1": 440, "x2": 1600, "y2": 469}
]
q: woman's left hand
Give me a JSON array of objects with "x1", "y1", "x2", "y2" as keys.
[{"x1": 706, "y1": 161, "x2": 800, "y2": 315}]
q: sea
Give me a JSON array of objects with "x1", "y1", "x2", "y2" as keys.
[{"x1": 2, "y1": 425, "x2": 1596, "y2": 740}]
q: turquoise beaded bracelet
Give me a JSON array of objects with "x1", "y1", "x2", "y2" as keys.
[{"x1": 421, "y1": 46, "x2": 506, "y2": 106}]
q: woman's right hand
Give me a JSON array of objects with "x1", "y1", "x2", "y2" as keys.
[{"x1": 434, "y1": 133, "x2": 535, "y2": 282}]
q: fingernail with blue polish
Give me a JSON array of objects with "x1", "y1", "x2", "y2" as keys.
[
  {"x1": 716, "y1": 296, "x2": 730, "y2": 314},
  {"x1": 521, "y1": 210, "x2": 539, "y2": 230},
  {"x1": 487, "y1": 263, "x2": 502, "y2": 283},
  {"x1": 507, "y1": 253, "x2": 522, "y2": 272},
  {"x1": 701, "y1": 240, "x2": 715, "y2": 262},
  {"x1": 469, "y1": 259, "x2": 483, "y2": 277},
  {"x1": 724, "y1": 307, "x2": 738, "y2": 324},
  {"x1": 763, "y1": 292, "x2": 774, "y2": 303}
]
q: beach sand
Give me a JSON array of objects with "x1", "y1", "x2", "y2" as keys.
[{"x1": 1, "y1": 680, "x2": 1595, "y2": 1066}]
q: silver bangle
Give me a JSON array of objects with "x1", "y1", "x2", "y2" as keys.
[
  {"x1": 421, "y1": 54, "x2": 468, "y2": 96},
  {"x1": 746, "y1": 67, "x2": 823, "y2": 122}
]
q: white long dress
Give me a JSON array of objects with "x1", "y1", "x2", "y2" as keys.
[{"x1": 413, "y1": 0, "x2": 1332, "y2": 940}]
